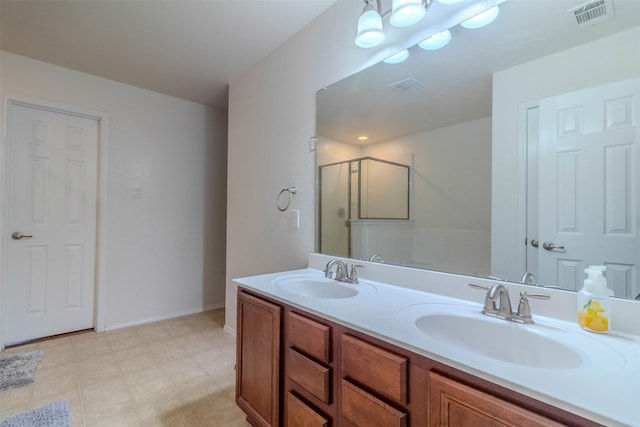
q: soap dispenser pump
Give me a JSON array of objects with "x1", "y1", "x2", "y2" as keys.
[{"x1": 577, "y1": 266, "x2": 613, "y2": 333}]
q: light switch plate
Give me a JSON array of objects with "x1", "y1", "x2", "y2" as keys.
[{"x1": 130, "y1": 185, "x2": 142, "y2": 198}]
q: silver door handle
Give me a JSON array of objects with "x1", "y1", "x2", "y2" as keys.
[
  {"x1": 11, "y1": 232, "x2": 33, "y2": 240},
  {"x1": 542, "y1": 241, "x2": 564, "y2": 251},
  {"x1": 530, "y1": 239, "x2": 539, "y2": 248}
]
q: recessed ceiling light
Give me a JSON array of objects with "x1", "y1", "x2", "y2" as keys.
[
  {"x1": 460, "y1": 6, "x2": 500, "y2": 29},
  {"x1": 358, "y1": 136, "x2": 369, "y2": 141}
]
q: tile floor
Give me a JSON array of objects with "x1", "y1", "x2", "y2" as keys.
[{"x1": 0, "y1": 309, "x2": 252, "y2": 426}]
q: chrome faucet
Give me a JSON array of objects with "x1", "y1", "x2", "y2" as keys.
[
  {"x1": 520, "y1": 272, "x2": 538, "y2": 286},
  {"x1": 368, "y1": 254, "x2": 385, "y2": 263},
  {"x1": 469, "y1": 283, "x2": 550, "y2": 324},
  {"x1": 487, "y1": 284, "x2": 513, "y2": 319},
  {"x1": 324, "y1": 259, "x2": 362, "y2": 284},
  {"x1": 324, "y1": 259, "x2": 347, "y2": 280}
]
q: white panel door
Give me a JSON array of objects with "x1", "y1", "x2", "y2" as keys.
[
  {"x1": 537, "y1": 78, "x2": 639, "y2": 298},
  {"x1": 5, "y1": 104, "x2": 98, "y2": 345}
]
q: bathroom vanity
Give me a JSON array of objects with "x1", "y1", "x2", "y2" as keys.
[{"x1": 234, "y1": 255, "x2": 639, "y2": 427}]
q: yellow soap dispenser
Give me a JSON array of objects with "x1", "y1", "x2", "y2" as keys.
[{"x1": 577, "y1": 266, "x2": 613, "y2": 333}]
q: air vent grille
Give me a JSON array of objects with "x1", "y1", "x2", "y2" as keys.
[
  {"x1": 569, "y1": 0, "x2": 614, "y2": 28},
  {"x1": 389, "y1": 77, "x2": 424, "y2": 93}
]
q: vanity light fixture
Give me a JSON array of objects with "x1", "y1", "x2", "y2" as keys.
[
  {"x1": 358, "y1": 135, "x2": 369, "y2": 141},
  {"x1": 460, "y1": 5, "x2": 500, "y2": 29},
  {"x1": 418, "y1": 29, "x2": 451, "y2": 50},
  {"x1": 390, "y1": 0, "x2": 427, "y2": 27},
  {"x1": 355, "y1": 0, "x2": 433, "y2": 48},
  {"x1": 383, "y1": 49, "x2": 410, "y2": 64},
  {"x1": 355, "y1": 0, "x2": 385, "y2": 48}
]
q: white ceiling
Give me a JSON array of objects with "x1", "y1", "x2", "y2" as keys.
[{"x1": 0, "y1": 0, "x2": 339, "y2": 109}]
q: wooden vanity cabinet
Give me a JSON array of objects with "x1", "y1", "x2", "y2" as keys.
[
  {"x1": 236, "y1": 288, "x2": 601, "y2": 427},
  {"x1": 284, "y1": 310, "x2": 336, "y2": 426},
  {"x1": 236, "y1": 291, "x2": 282, "y2": 427},
  {"x1": 428, "y1": 371, "x2": 565, "y2": 427}
]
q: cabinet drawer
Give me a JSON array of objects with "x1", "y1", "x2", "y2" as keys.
[
  {"x1": 341, "y1": 379, "x2": 407, "y2": 427},
  {"x1": 288, "y1": 311, "x2": 331, "y2": 363},
  {"x1": 287, "y1": 393, "x2": 329, "y2": 427},
  {"x1": 341, "y1": 334, "x2": 407, "y2": 404},
  {"x1": 287, "y1": 348, "x2": 331, "y2": 404}
]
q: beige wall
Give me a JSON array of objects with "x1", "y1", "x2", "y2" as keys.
[
  {"x1": 0, "y1": 51, "x2": 228, "y2": 330},
  {"x1": 225, "y1": 1, "x2": 376, "y2": 330}
]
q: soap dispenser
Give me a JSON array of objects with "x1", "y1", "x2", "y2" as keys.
[{"x1": 577, "y1": 266, "x2": 613, "y2": 333}]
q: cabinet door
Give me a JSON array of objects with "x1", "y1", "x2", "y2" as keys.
[
  {"x1": 428, "y1": 372, "x2": 564, "y2": 427},
  {"x1": 236, "y1": 291, "x2": 281, "y2": 427}
]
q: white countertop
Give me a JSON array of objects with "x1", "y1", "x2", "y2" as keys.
[{"x1": 234, "y1": 264, "x2": 640, "y2": 427}]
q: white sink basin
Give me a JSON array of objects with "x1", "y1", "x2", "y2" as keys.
[
  {"x1": 272, "y1": 274, "x2": 368, "y2": 299},
  {"x1": 414, "y1": 311, "x2": 582, "y2": 369},
  {"x1": 400, "y1": 303, "x2": 624, "y2": 370}
]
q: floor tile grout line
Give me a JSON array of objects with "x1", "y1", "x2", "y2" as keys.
[
  {"x1": 72, "y1": 332, "x2": 87, "y2": 427},
  {"x1": 106, "y1": 336, "x2": 146, "y2": 427}
]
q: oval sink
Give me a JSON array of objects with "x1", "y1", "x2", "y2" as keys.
[
  {"x1": 396, "y1": 302, "x2": 630, "y2": 370},
  {"x1": 273, "y1": 275, "x2": 361, "y2": 299},
  {"x1": 414, "y1": 312, "x2": 582, "y2": 369}
]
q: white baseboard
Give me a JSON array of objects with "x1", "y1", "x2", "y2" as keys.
[{"x1": 104, "y1": 303, "x2": 225, "y2": 332}]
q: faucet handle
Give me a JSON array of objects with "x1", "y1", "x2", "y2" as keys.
[
  {"x1": 516, "y1": 291, "x2": 550, "y2": 323},
  {"x1": 522, "y1": 291, "x2": 551, "y2": 300},
  {"x1": 468, "y1": 283, "x2": 496, "y2": 311},
  {"x1": 349, "y1": 264, "x2": 364, "y2": 283},
  {"x1": 468, "y1": 283, "x2": 490, "y2": 291},
  {"x1": 335, "y1": 263, "x2": 347, "y2": 280}
]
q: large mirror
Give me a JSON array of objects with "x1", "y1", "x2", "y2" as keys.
[{"x1": 316, "y1": 0, "x2": 640, "y2": 300}]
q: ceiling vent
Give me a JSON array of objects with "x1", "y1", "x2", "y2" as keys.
[
  {"x1": 568, "y1": 0, "x2": 614, "y2": 28},
  {"x1": 389, "y1": 77, "x2": 424, "y2": 93}
]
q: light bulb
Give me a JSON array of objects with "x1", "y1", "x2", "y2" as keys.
[
  {"x1": 460, "y1": 6, "x2": 500, "y2": 29},
  {"x1": 383, "y1": 49, "x2": 410, "y2": 64},
  {"x1": 390, "y1": 0, "x2": 426, "y2": 28},
  {"x1": 355, "y1": 7, "x2": 385, "y2": 48},
  {"x1": 418, "y1": 30, "x2": 451, "y2": 50}
]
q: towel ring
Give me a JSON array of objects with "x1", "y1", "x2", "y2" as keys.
[{"x1": 277, "y1": 187, "x2": 297, "y2": 211}]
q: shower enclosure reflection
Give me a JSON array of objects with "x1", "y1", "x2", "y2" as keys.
[{"x1": 319, "y1": 157, "x2": 410, "y2": 259}]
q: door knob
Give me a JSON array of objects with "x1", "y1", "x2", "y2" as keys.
[
  {"x1": 11, "y1": 232, "x2": 33, "y2": 240},
  {"x1": 542, "y1": 241, "x2": 565, "y2": 251},
  {"x1": 530, "y1": 239, "x2": 539, "y2": 248}
]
